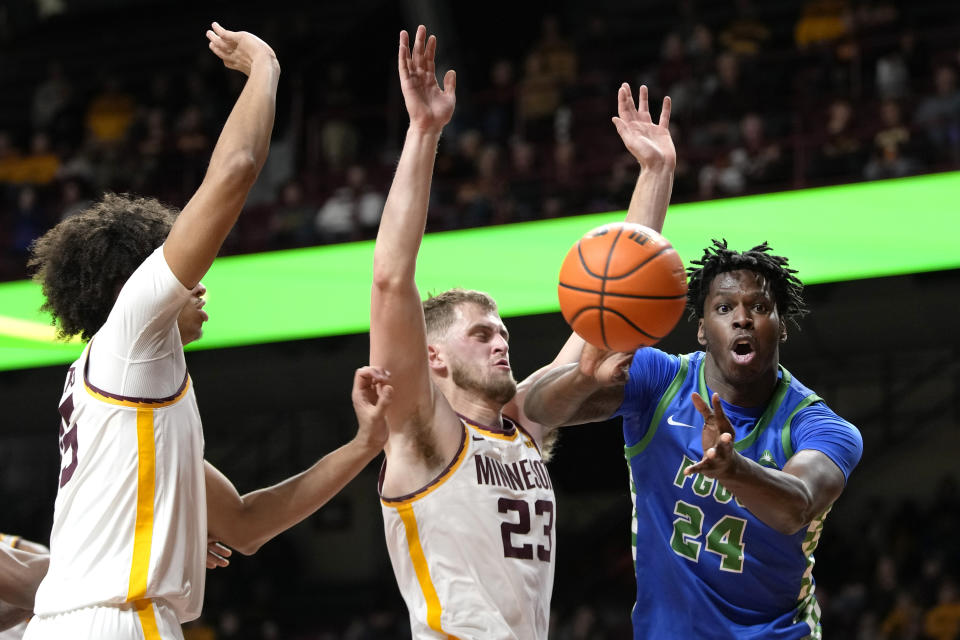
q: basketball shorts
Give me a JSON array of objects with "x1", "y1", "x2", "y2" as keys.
[{"x1": 22, "y1": 599, "x2": 182, "y2": 640}]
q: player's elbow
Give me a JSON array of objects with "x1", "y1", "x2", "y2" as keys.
[
  {"x1": 233, "y1": 537, "x2": 265, "y2": 556},
  {"x1": 773, "y1": 496, "x2": 817, "y2": 535},
  {"x1": 371, "y1": 262, "x2": 413, "y2": 292},
  {"x1": 209, "y1": 151, "x2": 260, "y2": 192},
  {"x1": 217, "y1": 527, "x2": 266, "y2": 557},
  {"x1": 772, "y1": 515, "x2": 810, "y2": 536}
]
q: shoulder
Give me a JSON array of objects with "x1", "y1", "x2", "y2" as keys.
[
  {"x1": 793, "y1": 401, "x2": 860, "y2": 439},
  {"x1": 617, "y1": 348, "x2": 690, "y2": 419},
  {"x1": 624, "y1": 348, "x2": 690, "y2": 397},
  {"x1": 109, "y1": 245, "x2": 191, "y2": 318},
  {"x1": 792, "y1": 401, "x2": 863, "y2": 479}
]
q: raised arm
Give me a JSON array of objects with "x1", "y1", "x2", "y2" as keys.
[
  {"x1": 369, "y1": 27, "x2": 457, "y2": 448},
  {"x1": 163, "y1": 22, "x2": 280, "y2": 288},
  {"x1": 517, "y1": 84, "x2": 675, "y2": 435},
  {"x1": 615, "y1": 83, "x2": 675, "y2": 231},
  {"x1": 205, "y1": 367, "x2": 391, "y2": 555}
]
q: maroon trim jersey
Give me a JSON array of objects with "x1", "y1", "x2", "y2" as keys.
[{"x1": 380, "y1": 417, "x2": 555, "y2": 639}]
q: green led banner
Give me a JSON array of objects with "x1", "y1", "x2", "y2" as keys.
[{"x1": 1, "y1": 171, "x2": 958, "y2": 371}]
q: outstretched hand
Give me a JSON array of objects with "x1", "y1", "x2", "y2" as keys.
[
  {"x1": 398, "y1": 25, "x2": 456, "y2": 133},
  {"x1": 685, "y1": 392, "x2": 738, "y2": 478},
  {"x1": 579, "y1": 342, "x2": 635, "y2": 386},
  {"x1": 206, "y1": 22, "x2": 278, "y2": 76},
  {"x1": 612, "y1": 84, "x2": 676, "y2": 171},
  {"x1": 352, "y1": 366, "x2": 393, "y2": 451}
]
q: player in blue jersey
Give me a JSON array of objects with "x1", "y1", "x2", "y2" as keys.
[{"x1": 524, "y1": 240, "x2": 863, "y2": 639}]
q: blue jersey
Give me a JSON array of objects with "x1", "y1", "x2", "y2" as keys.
[{"x1": 616, "y1": 349, "x2": 862, "y2": 640}]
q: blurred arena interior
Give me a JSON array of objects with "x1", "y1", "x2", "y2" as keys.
[{"x1": 1, "y1": 0, "x2": 960, "y2": 637}]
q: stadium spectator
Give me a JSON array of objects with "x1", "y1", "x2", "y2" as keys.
[
  {"x1": 864, "y1": 99, "x2": 920, "y2": 180},
  {"x1": 84, "y1": 75, "x2": 136, "y2": 148},
  {"x1": 314, "y1": 164, "x2": 385, "y2": 243},
  {"x1": 913, "y1": 65, "x2": 960, "y2": 165},
  {"x1": 815, "y1": 98, "x2": 867, "y2": 180}
]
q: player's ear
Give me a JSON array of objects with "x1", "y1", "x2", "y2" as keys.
[
  {"x1": 697, "y1": 318, "x2": 706, "y2": 346},
  {"x1": 779, "y1": 321, "x2": 787, "y2": 343},
  {"x1": 427, "y1": 344, "x2": 446, "y2": 373}
]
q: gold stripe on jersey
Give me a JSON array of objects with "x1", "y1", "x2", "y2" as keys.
[
  {"x1": 127, "y1": 408, "x2": 156, "y2": 602},
  {"x1": 134, "y1": 599, "x2": 162, "y2": 640},
  {"x1": 83, "y1": 376, "x2": 191, "y2": 409},
  {"x1": 396, "y1": 504, "x2": 459, "y2": 639},
  {"x1": 380, "y1": 424, "x2": 470, "y2": 507},
  {"x1": 0, "y1": 534, "x2": 20, "y2": 548}
]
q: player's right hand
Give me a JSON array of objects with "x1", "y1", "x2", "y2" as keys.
[
  {"x1": 206, "y1": 22, "x2": 278, "y2": 76},
  {"x1": 398, "y1": 25, "x2": 456, "y2": 134},
  {"x1": 579, "y1": 342, "x2": 634, "y2": 386},
  {"x1": 351, "y1": 366, "x2": 393, "y2": 451},
  {"x1": 611, "y1": 83, "x2": 675, "y2": 172}
]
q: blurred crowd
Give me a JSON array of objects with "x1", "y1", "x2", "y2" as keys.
[{"x1": 1, "y1": 0, "x2": 960, "y2": 281}]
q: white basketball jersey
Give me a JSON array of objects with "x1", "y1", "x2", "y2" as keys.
[
  {"x1": 33, "y1": 343, "x2": 206, "y2": 623},
  {"x1": 380, "y1": 417, "x2": 555, "y2": 639}
]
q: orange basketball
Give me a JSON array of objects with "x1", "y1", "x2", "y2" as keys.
[{"x1": 558, "y1": 222, "x2": 687, "y2": 351}]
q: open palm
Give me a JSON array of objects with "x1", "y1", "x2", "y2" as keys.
[
  {"x1": 612, "y1": 84, "x2": 676, "y2": 171},
  {"x1": 399, "y1": 25, "x2": 456, "y2": 133}
]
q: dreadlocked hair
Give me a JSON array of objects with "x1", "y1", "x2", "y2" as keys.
[
  {"x1": 686, "y1": 239, "x2": 808, "y2": 327},
  {"x1": 28, "y1": 193, "x2": 178, "y2": 342}
]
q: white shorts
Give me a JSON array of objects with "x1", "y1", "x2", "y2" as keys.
[{"x1": 22, "y1": 600, "x2": 183, "y2": 640}]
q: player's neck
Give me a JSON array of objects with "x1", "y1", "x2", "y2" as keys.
[
  {"x1": 703, "y1": 353, "x2": 780, "y2": 408},
  {"x1": 443, "y1": 386, "x2": 505, "y2": 429}
]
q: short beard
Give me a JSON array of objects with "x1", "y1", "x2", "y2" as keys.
[{"x1": 450, "y1": 359, "x2": 517, "y2": 405}]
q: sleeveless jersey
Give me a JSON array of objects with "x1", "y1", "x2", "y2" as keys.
[
  {"x1": 33, "y1": 342, "x2": 207, "y2": 623},
  {"x1": 380, "y1": 417, "x2": 555, "y2": 639},
  {"x1": 620, "y1": 351, "x2": 855, "y2": 640}
]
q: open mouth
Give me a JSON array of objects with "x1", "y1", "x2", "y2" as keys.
[{"x1": 731, "y1": 341, "x2": 754, "y2": 365}]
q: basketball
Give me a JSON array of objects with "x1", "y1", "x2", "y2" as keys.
[{"x1": 557, "y1": 222, "x2": 688, "y2": 351}]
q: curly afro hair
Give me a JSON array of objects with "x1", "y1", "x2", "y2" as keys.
[
  {"x1": 28, "y1": 193, "x2": 178, "y2": 342},
  {"x1": 685, "y1": 239, "x2": 808, "y2": 327}
]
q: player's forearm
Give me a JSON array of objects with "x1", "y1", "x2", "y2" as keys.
[
  {"x1": 373, "y1": 127, "x2": 442, "y2": 285},
  {"x1": 206, "y1": 55, "x2": 280, "y2": 186},
  {"x1": 718, "y1": 457, "x2": 816, "y2": 535},
  {"x1": 225, "y1": 437, "x2": 381, "y2": 555},
  {"x1": 625, "y1": 165, "x2": 673, "y2": 232},
  {"x1": 165, "y1": 55, "x2": 281, "y2": 287},
  {"x1": 524, "y1": 363, "x2": 609, "y2": 427}
]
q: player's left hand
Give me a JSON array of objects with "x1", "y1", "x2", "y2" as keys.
[
  {"x1": 352, "y1": 366, "x2": 393, "y2": 451},
  {"x1": 398, "y1": 25, "x2": 456, "y2": 134},
  {"x1": 685, "y1": 392, "x2": 739, "y2": 478},
  {"x1": 612, "y1": 84, "x2": 676, "y2": 172},
  {"x1": 206, "y1": 540, "x2": 232, "y2": 569}
]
